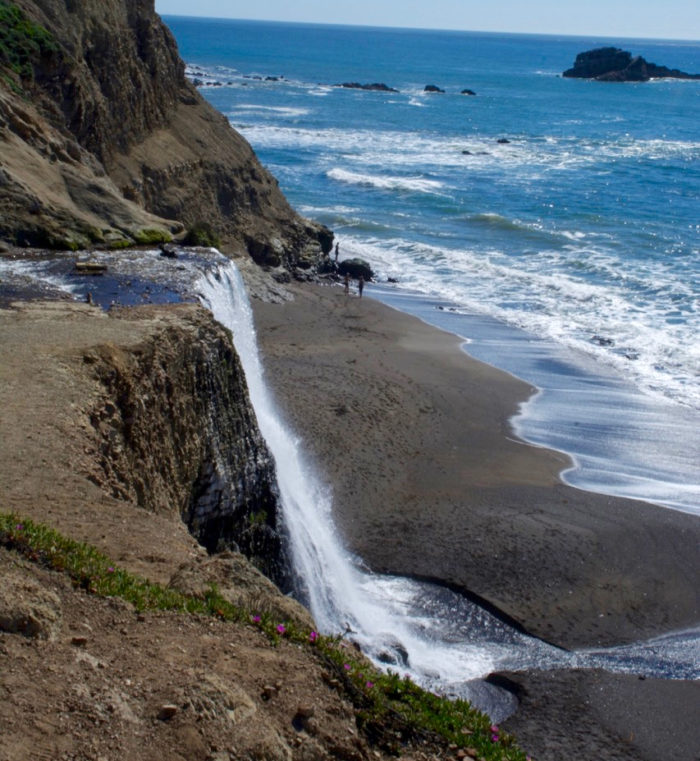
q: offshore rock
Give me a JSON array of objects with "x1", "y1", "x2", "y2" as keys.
[
  {"x1": 334, "y1": 82, "x2": 399, "y2": 93},
  {"x1": 563, "y1": 47, "x2": 700, "y2": 82},
  {"x1": 0, "y1": 1, "x2": 331, "y2": 271},
  {"x1": 424, "y1": 84, "x2": 445, "y2": 93}
]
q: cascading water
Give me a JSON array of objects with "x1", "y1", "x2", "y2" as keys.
[
  {"x1": 196, "y1": 263, "x2": 532, "y2": 711},
  {"x1": 195, "y1": 259, "x2": 700, "y2": 719}
]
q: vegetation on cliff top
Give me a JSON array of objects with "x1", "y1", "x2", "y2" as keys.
[
  {"x1": 0, "y1": 1, "x2": 58, "y2": 82},
  {"x1": 1, "y1": 512, "x2": 529, "y2": 760}
]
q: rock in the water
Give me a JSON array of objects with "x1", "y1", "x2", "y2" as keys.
[
  {"x1": 334, "y1": 82, "x2": 399, "y2": 93},
  {"x1": 461, "y1": 88, "x2": 477, "y2": 96},
  {"x1": 563, "y1": 47, "x2": 700, "y2": 82},
  {"x1": 424, "y1": 84, "x2": 445, "y2": 93},
  {"x1": 337, "y1": 258, "x2": 374, "y2": 281}
]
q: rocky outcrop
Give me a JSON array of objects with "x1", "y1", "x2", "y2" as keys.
[
  {"x1": 334, "y1": 82, "x2": 399, "y2": 93},
  {"x1": 338, "y1": 257, "x2": 374, "y2": 281},
  {"x1": 563, "y1": 47, "x2": 700, "y2": 82},
  {"x1": 169, "y1": 551, "x2": 314, "y2": 628},
  {"x1": 424, "y1": 84, "x2": 445, "y2": 93},
  {"x1": 0, "y1": 569, "x2": 62, "y2": 639},
  {"x1": 0, "y1": 1, "x2": 332, "y2": 270},
  {"x1": 86, "y1": 303, "x2": 289, "y2": 585}
]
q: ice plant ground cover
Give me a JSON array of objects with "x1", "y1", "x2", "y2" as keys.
[{"x1": 0, "y1": 512, "x2": 528, "y2": 760}]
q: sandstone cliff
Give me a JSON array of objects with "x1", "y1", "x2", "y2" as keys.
[{"x1": 0, "y1": 0, "x2": 332, "y2": 270}]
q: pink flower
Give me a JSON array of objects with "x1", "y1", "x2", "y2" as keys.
[
  {"x1": 365, "y1": 681, "x2": 374, "y2": 689},
  {"x1": 343, "y1": 664, "x2": 351, "y2": 671},
  {"x1": 490, "y1": 725, "x2": 499, "y2": 733},
  {"x1": 15, "y1": 524, "x2": 23, "y2": 531},
  {"x1": 276, "y1": 624, "x2": 286, "y2": 635},
  {"x1": 492, "y1": 735, "x2": 499, "y2": 743},
  {"x1": 107, "y1": 567, "x2": 115, "y2": 573},
  {"x1": 309, "y1": 631, "x2": 318, "y2": 643},
  {"x1": 252, "y1": 615, "x2": 261, "y2": 623}
]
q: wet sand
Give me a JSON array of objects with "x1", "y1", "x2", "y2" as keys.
[{"x1": 251, "y1": 282, "x2": 699, "y2": 650}]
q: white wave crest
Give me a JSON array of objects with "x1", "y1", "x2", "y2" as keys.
[
  {"x1": 327, "y1": 167, "x2": 444, "y2": 194},
  {"x1": 339, "y1": 235, "x2": 700, "y2": 410}
]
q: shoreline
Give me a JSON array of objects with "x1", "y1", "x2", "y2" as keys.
[
  {"x1": 368, "y1": 284, "x2": 700, "y2": 517},
  {"x1": 250, "y1": 280, "x2": 699, "y2": 650}
]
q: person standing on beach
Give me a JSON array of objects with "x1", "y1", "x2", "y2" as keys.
[
  {"x1": 358, "y1": 275, "x2": 364, "y2": 298},
  {"x1": 344, "y1": 272, "x2": 350, "y2": 295},
  {"x1": 334, "y1": 242, "x2": 340, "y2": 263}
]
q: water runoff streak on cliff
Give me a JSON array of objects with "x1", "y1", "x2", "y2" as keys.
[{"x1": 196, "y1": 260, "x2": 700, "y2": 716}]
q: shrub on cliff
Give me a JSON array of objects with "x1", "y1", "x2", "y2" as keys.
[
  {"x1": 183, "y1": 221, "x2": 222, "y2": 249},
  {"x1": 0, "y1": 2, "x2": 58, "y2": 82},
  {"x1": 1, "y1": 512, "x2": 530, "y2": 760}
]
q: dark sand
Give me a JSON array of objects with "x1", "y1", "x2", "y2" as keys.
[{"x1": 251, "y1": 281, "x2": 700, "y2": 761}]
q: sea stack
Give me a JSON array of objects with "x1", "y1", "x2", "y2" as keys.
[{"x1": 563, "y1": 47, "x2": 700, "y2": 81}]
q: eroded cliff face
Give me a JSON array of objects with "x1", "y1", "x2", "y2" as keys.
[
  {"x1": 0, "y1": 0, "x2": 331, "y2": 268},
  {"x1": 86, "y1": 303, "x2": 291, "y2": 585}
]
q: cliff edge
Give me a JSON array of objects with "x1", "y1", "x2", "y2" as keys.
[{"x1": 0, "y1": 0, "x2": 331, "y2": 270}]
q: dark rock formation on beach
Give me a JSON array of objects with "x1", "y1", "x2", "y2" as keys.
[
  {"x1": 334, "y1": 81, "x2": 399, "y2": 93},
  {"x1": 563, "y1": 47, "x2": 700, "y2": 82},
  {"x1": 338, "y1": 257, "x2": 374, "y2": 281},
  {"x1": 0, "y1": 0, "x2": 331, "y2": 271}
]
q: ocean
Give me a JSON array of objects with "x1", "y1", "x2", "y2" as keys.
[{"x1": 163, "y1": 16, "x2": 700, "y2": 513}]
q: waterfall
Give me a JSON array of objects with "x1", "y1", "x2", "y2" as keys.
[
  {"x1": 196, "y1": 262, "x2": 552, "y2": 701},
  {"x1": 196, "y1": 260, "x2": 699, "y2": 715}
]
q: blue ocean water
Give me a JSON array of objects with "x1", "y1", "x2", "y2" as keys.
[{"x1": 163, "y1": 16, "x2": 700, "y2": 512}]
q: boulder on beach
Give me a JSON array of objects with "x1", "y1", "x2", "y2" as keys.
[{"x1": 338, "y1": 258, "x2": 374, "y2": 281}]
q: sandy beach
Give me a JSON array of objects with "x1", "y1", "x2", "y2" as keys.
[{"x1": 251, "y1": 279, "x2": 699, "y2": 761}]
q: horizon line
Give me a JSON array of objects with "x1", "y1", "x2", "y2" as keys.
[{"x1": 158, "y1": 13, "x2": 700, "y2": 44}]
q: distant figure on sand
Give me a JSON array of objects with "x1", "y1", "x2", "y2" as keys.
[
  {"x1": 334, "y1": 242, "x2": 340, "y2": 263},
  {"x1": 358, "y1": 275, "x2": 364, "y2": 298},
  {"x1": 344, "y1": 272, "x2": 350, "y2": 294}
]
